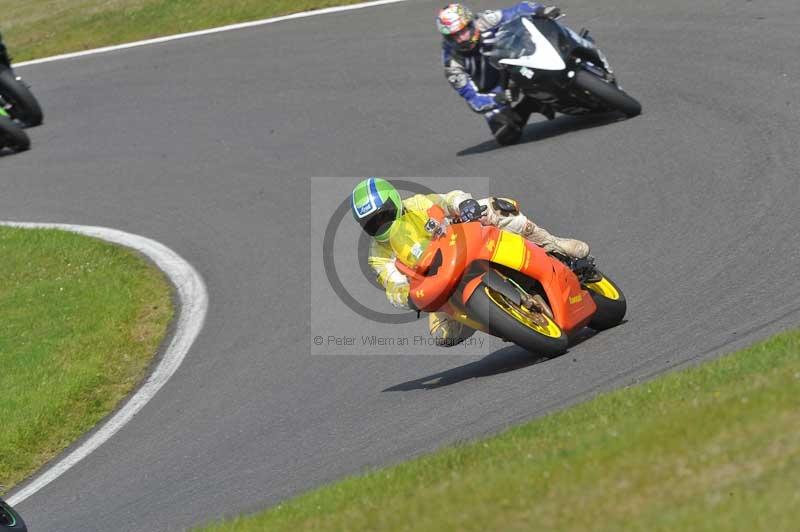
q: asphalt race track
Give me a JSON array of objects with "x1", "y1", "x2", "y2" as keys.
[{"x1": 4, "y1": 1, "x2": 800, "y2": 530}]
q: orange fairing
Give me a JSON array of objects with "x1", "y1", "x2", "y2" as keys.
[{"x1": 392, "y1": 206, "x2": 596, "y2": 334}]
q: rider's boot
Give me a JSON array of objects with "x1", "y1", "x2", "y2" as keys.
[
  {"x1": 565, "y1": 255, "x2": 602, "y2": 283},
  {"x1": 583, "y1": 263, "x2": 602, "y2": 283}
]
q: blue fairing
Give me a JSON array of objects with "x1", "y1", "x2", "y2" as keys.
[{"x1": 499, "y1": 2, "x2": 544, "y2": 25}]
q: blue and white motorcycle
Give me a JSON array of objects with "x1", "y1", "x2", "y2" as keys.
[{"x1": 486, "y1": 14, "x2": 642, "y2": 118}]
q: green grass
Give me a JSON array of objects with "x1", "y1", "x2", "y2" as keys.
[
  {"x1": 0, "y1": 227, "x2": 173, "y2": 491},
  {"x1": 197, "y1": 331, "x2": 800, "y2": 531},
  {"x1": 0, "y1": 0, "x2": 370, "y2": 62}
]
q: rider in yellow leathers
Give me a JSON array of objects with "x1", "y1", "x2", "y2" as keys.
[{"x1": 351, "y1": 178, "x2": 589, "y2": 345}]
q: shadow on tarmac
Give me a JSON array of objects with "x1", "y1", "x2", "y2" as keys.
[
  {"x1": 383, "y1": 327, "x2": 600, "y2": 392},
  {"x1": 457, "y1": 112, "x2": 626, "y2": 156}
]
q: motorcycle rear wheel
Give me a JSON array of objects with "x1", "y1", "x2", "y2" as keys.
[
  {"x1": 585, "y1": 272, "x2": 627, "y2": 330},
  {"x1": 573, "y1": 69, "x2": 641, "y2": 118},
  {"x1": 0, "y1": 116, "x2": 30, "y2": 152},
  {"x1": 467, "y1": 283, "x2": 568, "y2": 357},
  {"x1": 0, "y1": 68, "x2": 43, "y2": 127}
]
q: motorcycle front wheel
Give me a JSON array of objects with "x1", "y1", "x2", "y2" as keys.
[
  {"x1": 467, "y1": 283, "x2": 568, "y2": 357},
  {"x1": 573, "y1": 69, "x2": 641, "y2": 118},
  {"x1": 0, "y1": 68, "x2": 43, "y2": 127},
  {"x1": 584, "y1": 271, "x2": 627, "y2": 330}
]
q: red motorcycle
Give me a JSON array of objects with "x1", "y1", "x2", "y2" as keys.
[{"x1": 391, "y1": 204, "x2": 625, "y2": 356}]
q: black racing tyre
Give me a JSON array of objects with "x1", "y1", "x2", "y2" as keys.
[
  {"x1": 0, "y1": 68, "x2": 43, "y2": 127},
  {"x1": 466, "y1": 283, "x2": 568, "y2": 357},
  {"x1": 0, "y1": 499, "x2": 27, "y2": 531},
  {"x1": 493, "y1": 123, "x2": 522, "y2": 146},
  {"x1": 573, "y1": 69, "x2": 642, "y2": 118},
  {"x1": 585, "y1": 272, "x2": 627, "y2": 330},
  {"x1": 0, "y1": 116, "x2": 30, "y2": 152},
  {"x1": 488, "y1": 109, "x2": 523, "y2": 146}
]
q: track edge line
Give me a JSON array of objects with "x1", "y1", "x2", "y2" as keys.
[
  {"x1": 2, "y1": 222, "x2": 209, "y2": 506},
  {"x1": 14, "y1": 0, "x2": 411, "y2": 67}
]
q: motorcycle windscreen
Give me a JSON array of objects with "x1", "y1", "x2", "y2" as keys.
[
  {"x1": 496, "y1": 17, "x2": 566, "y2": 71},
  {"x1": 389, "y1": 210, "x2": 433, "y2": 269}
]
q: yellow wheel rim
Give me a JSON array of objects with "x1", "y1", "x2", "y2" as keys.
[
  {"x1": 484, "y1": 287, "x2": 562, "y2": 338},
  {"x1": 585, "y1": 277, "x2": 620, "y2": 300}
]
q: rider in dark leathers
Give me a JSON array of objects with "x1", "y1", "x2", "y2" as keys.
[{"x1": 438, "y1": 2, "x2": 563, "y2": 145}]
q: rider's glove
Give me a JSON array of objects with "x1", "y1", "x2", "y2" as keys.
[
  {"x1": 458, "y1": 199, "x2": 488, "y2": 222},
  {"x1": 385, "y1": 275, "x2": 410, "y2": 309}
]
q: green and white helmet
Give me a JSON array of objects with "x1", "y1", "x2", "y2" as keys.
[{"x1": 351, "y1": 177, "x2": 403, "y2": 242}]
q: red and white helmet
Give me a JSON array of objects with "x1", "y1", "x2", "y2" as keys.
[{"x1": 436, "y1": 4, "x2": 480, "y2": 52}]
